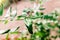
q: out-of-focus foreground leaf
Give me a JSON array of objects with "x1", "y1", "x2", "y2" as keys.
[{"x1": 0, "y1": 4, "x2": 3, "y2": 16}]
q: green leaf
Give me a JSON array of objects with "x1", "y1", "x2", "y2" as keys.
[
  {"x1": 51, "y1": 36, "x2": 57, "y2": 39},
  {"x1": 16, "y1": 38, "x2": 21, "y2": 40},
  {"x1": 14, "y1": 26, "x2": 20, "y2": 31},
  {"x1": 0, "y1": 4, "x2": 3, "y2": 16},
  {"x1": 57, "y1": 24, "x2": 60, "y2": 29},
  {"x1": 39, "y1": 0, "x2": 43, "y2": 4},
  {"x1": 43, "y1": 15, "x2": 56, "y2": 21},
  {"x1": 2, "y1": 29, "x2": 10, "y2": 34},
  {"x1": 36, "y1": 12, "x2": 40, "y2": 16},
  {"x1": 30, "y1": 0, "x2": 35, "y2": 1},
  {"x1": 47, "y1": 23, "x2": 55, "y2": 29},
  {"x1": 43, "y1": 15, "x2": 49, "y2": 19},
  {"x1": 10, "y1": 31, "x2": 20, "y2": 34},
  {"x1": 39, "y1": 7, "x2": 45, "y2": 10},
  {"x1": 35, "y1": 12, "x2": 44, "y2": 16},
  {"x1": 17, "y1": 15, "x2": 25, "y2": 20},
  {"x1": 6, "y1": 33, "x2": 9, "y2": 40},
  {"x1": 36, "y1": 32, "x2": 45, "y2": 37},
  {"x1": 4, "y1": 20, "x2": 8, "y2": 24},
  {"x1": 55, "y1": 23, "x2": 60, "y2": 29},
  {"x1": 21, "y1": 37, "x2": 27, "y2": 40},
  {"x1": 57, "y1": 30, "x2": 60, "y2": 33},
  {"x1": 25, "y1": 22, "x2": 33, "y2": 34},
  {"x1": 23, "y1": 8, "x2": 33, "y2": 13}
]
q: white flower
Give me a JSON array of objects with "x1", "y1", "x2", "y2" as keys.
[
  {"x1": 54, "y1": 21, "x2": 58, "y2": 23},
  {"x1": 47, "y1": 20, "x2": 53, "y2": 23},
  {"x1": 22, "y1": 30, "x2": 27, "y2": 34},
  {"x1": 33, "y1": 3, "x2": 40, "y2": 13},
  {"x1": 37, "y1": 20, "x2": 41, "y2": 24},
  {"x1": 25, "y1": 19, "x2": 32, "y2": 26},
  {"x1": 22, "y1": 12, "x2": 27, "y2": 15},
  {"x1": 55, "y1": 8, "x2": 60, "y2": 13},
  {"x1": 4, "y1": 7, "x2": 11, "y2": 18},
  {"x1": 34, "y1": 3, "x2": 40, "y2": 10},
  {"x1": 11, "y1": 9, "x2": 17, "y2": 16},
  {"x1": 10, "y1": 8, "x2": 17, "y2": 21},
  {"x1": 0, "y1": 30, "x2": 5, "y2": 34},
  {"x1": 21, "y1": 29, "x2": 27, "y2": 37},
  {"x1": 42, "y1": 20, "x2": 47, "y2": 24},
  {"x1": 10, "y1": 27, "x2": 18, "y2": 32},
  {"x1": 54, "y1": 8, "x2": 60, "y2": 15},
  {"x1": 4, "y1": 7, "x2": 17, "y2": 21}
]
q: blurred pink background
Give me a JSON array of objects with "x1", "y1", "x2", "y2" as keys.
[{"x1": 0, "y1": 0, "x2": 60, "y2": 39}]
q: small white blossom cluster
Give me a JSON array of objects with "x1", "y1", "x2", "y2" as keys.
[
  {"x1": 5, "y1": 7, "x2": 17, "y2": 20},
  {"x1": 1, "y1": 7, "x2": 17, "y2": 24}
]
